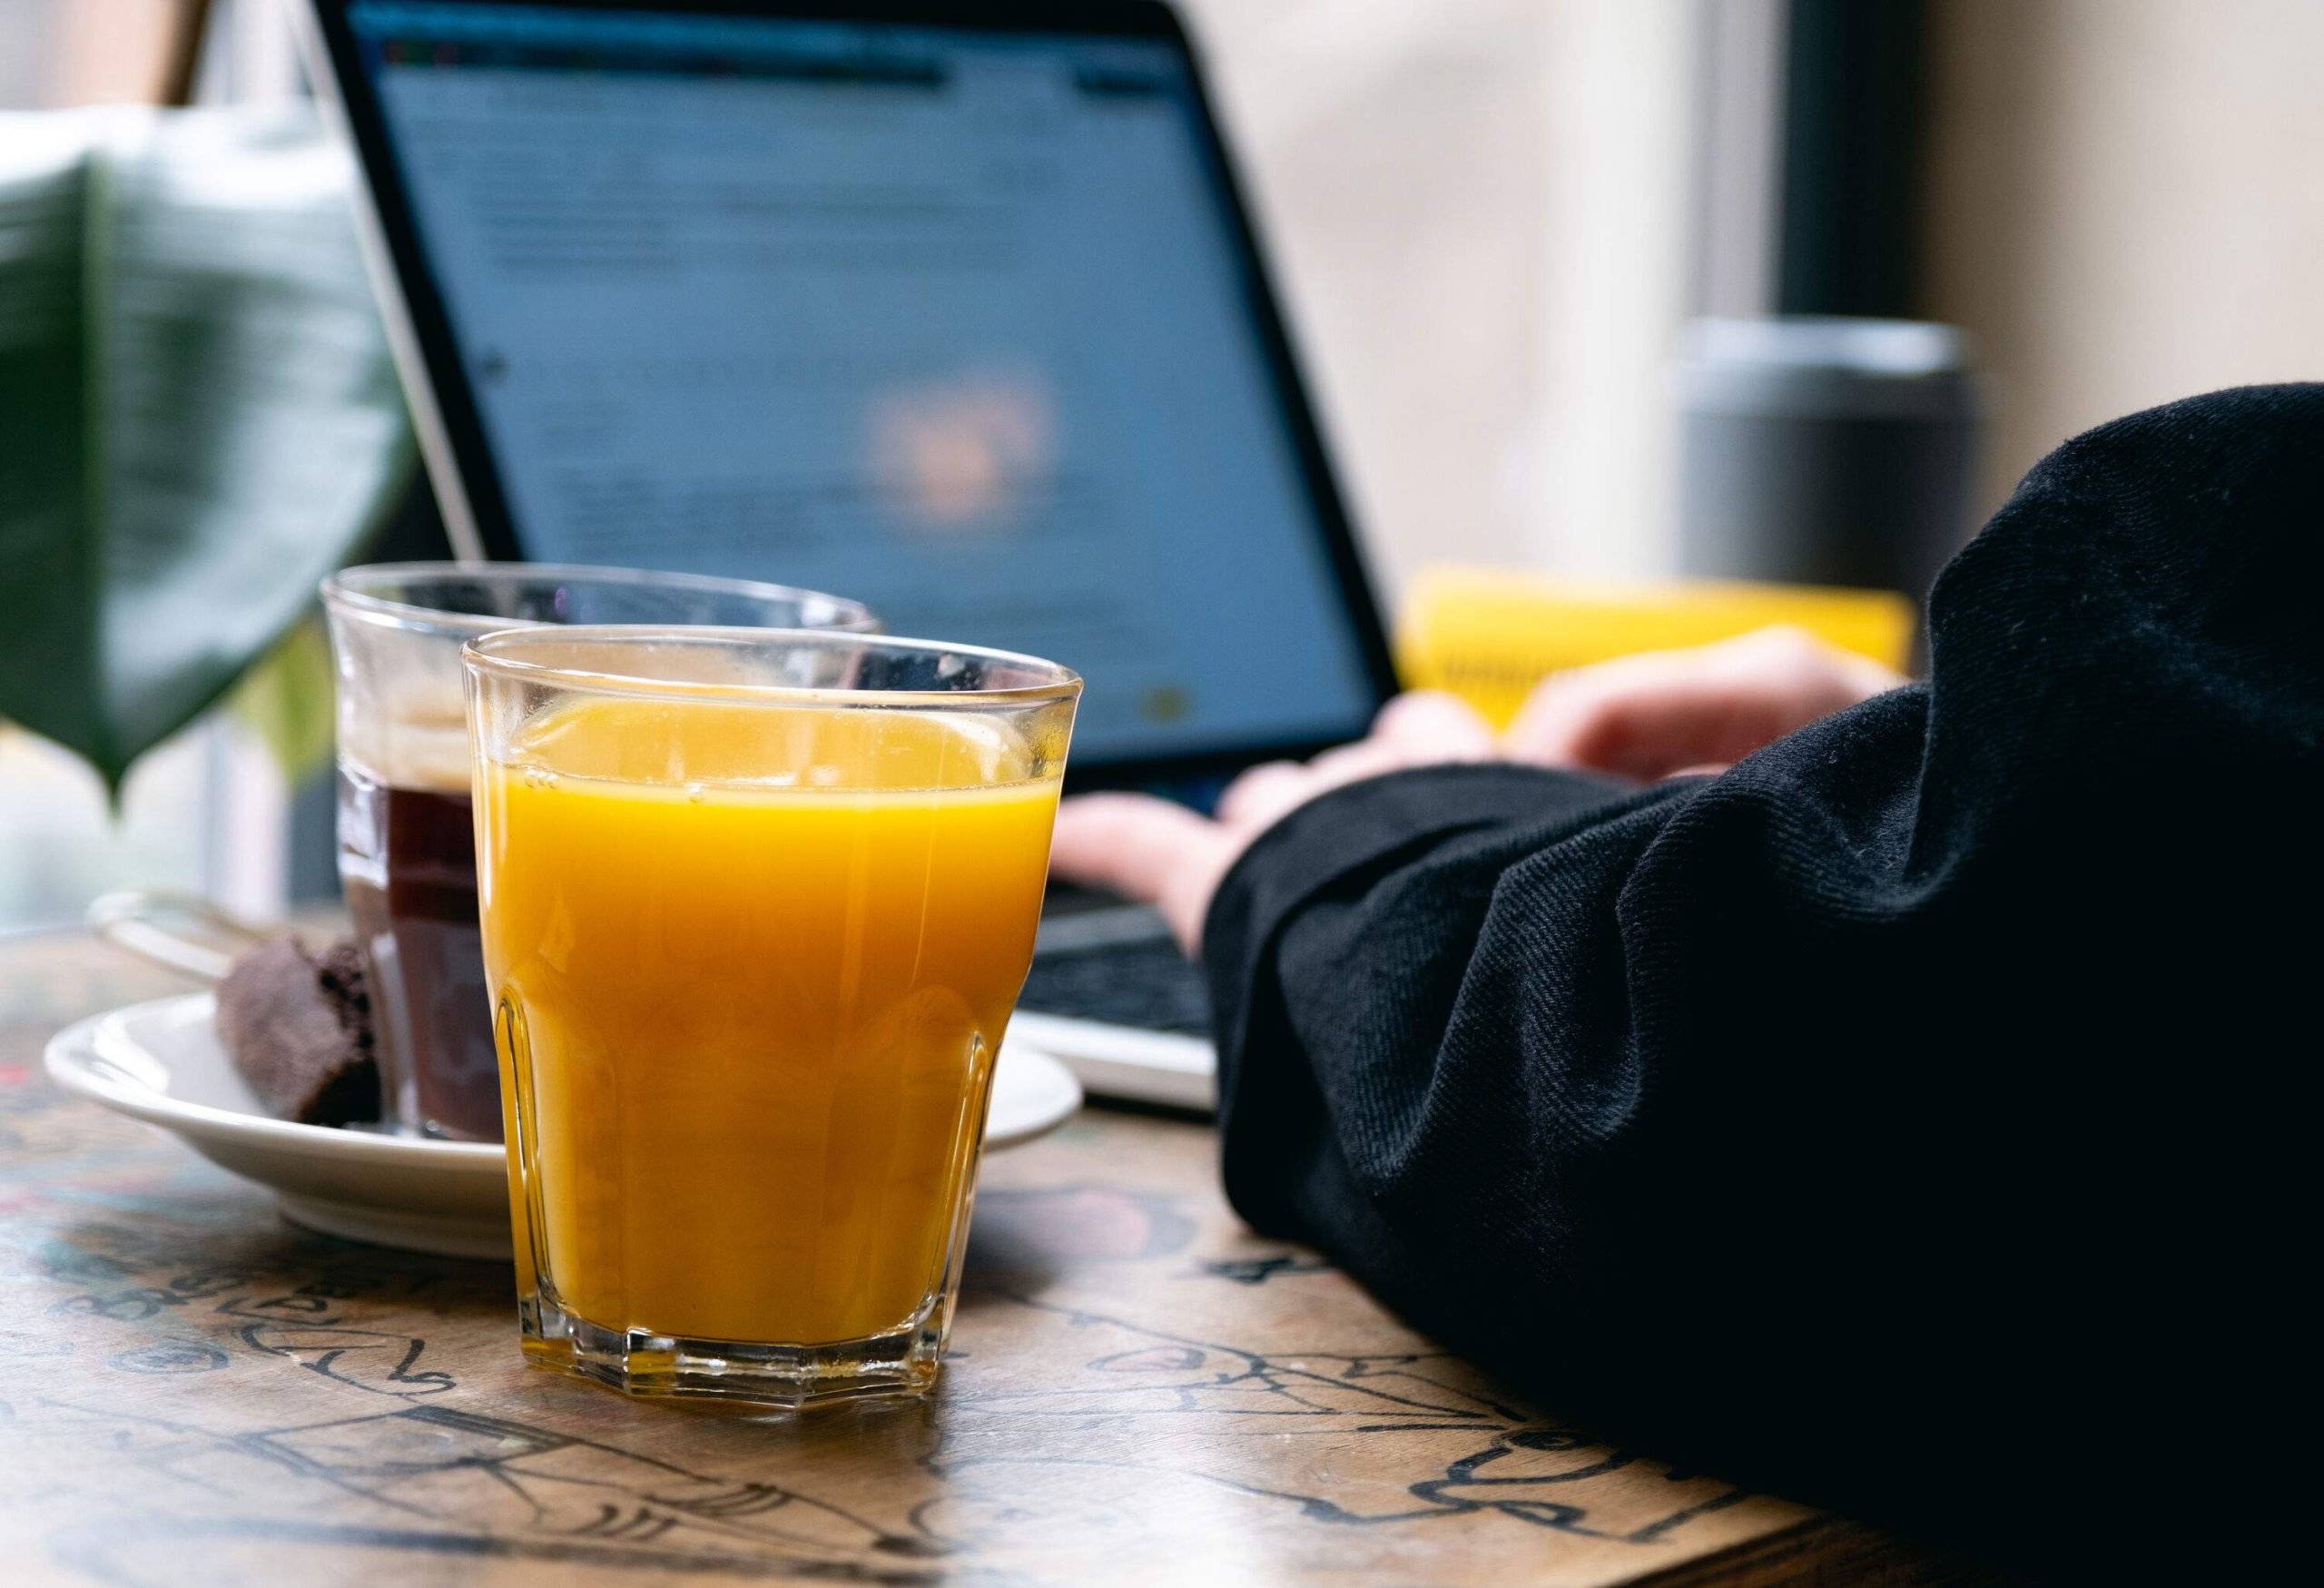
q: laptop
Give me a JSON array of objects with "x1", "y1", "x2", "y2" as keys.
[{"x1": 297, "y1": 0, "x2": 1398, "y2": 1110}]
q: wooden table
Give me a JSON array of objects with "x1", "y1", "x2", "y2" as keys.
[{"x1": 0, "y1": 927, "x2": 1949, "y2": 1587}]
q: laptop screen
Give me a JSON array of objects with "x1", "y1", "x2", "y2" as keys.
[{"x1": 341, "y1": 3, "x2": 1383, "y2": 767}]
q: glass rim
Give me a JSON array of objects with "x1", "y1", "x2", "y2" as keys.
[
  {"x1": 321, "y1": 560, "x2": 879, "y2": 639},
  {"x1": 461, "y1": 624, "x2": 1083, "y2": 708}
]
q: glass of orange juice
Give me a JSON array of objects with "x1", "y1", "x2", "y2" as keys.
[{"x1": 463, "y1": 626, "x2": 1078, "y2": 1406}]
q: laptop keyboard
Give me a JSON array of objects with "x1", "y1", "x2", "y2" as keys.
[{"x1": 1019, "y1": 935, "x2": 1214, "y2": 1038}]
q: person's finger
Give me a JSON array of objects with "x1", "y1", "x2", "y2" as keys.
[
  {"x1": 1303, "y1": 737, "x2": 1413, "y2": 785},
  {"x1": 1050, "y1": 794, "x2": 1228, "y2": 900},
  {"x1": 1507, "y1": 626, "x2": 1904, "y2": 781},
  {"x1": 1503, "y1": 649, "x2": 1696, "y2": 771},
  {"x1": 1371, "y1": 689, "x2": 1497, "y2": 760},
  {"x1": 1294, "y1": 694, "x2": 1497, "y2": 796},
  {"x1": 1049, "y1": 794, "x2": 1241, "y2": 952},
  {"x1": 1215, "y1": 760, "x2": 1312, "y2": 828}
]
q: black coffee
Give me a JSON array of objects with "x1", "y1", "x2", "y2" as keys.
[{"x1": 340, "y1": 766, "x2": 502, "y2": 1141}]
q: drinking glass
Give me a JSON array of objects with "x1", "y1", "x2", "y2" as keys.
[
  {"x1": 320, "y1": 564, "x2": 875, "y2": 1142},
  {"x1": 464, "y1": 626, "x2": 1079, "y2": 1406}
]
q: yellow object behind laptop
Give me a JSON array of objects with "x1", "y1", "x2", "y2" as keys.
[{"x1": 1395, "y1": 567, "x2": 1917, "y2": 730}]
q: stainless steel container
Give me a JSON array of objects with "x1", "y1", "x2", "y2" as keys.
[{"x1": 1676, "y1": 317, "x2": 1979, "y2": 604}]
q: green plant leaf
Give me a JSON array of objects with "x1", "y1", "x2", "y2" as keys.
[
  {"x1": 227, "y1": 611, "x2": 337, "y2": 786},
  {"x1": 0, "y1": 107, "x2": 412, "y2": 799}
]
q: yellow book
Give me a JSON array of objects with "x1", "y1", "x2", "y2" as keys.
[{"x1": 1395, "y1": 567, "x2": 1918, "y2": 730}]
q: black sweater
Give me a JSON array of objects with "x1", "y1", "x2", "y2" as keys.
[{"x1": 1202, "y1": 386, "x2": 2320, "y2": 1574}]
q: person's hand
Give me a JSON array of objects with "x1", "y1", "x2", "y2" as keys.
[
  {"x1": 1049, "y1": 626, "x2": 1905, "y2": 952},
  {"x1": 1501, "y1": 624, "x2": 1904, "y2": 781},
  {"x1": 1050, "y1": 691, "x2": 1495, "y2": 951}
]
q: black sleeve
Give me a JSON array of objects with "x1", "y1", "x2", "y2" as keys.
[{"x1": 1200, "y1": 385, "x2": 2324, "y2": 1571}]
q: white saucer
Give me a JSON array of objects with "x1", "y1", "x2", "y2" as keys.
[{"x1": 44, "y1": 992, "x2": 1083, "y2": 1260}]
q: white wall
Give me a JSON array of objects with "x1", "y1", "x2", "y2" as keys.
[
  {"x1": 1181, "y1": 0, "x2": 1699, "y2": 597},
  {"x1": 0, "y1": 1, "x2": 57, "y2": 105},
  {"x1": 0, "y1": 0, "x2": 178, "y2": 106},
  {"x1": 1924, "y1": 0, "x2": 2324, "y2": 518}
]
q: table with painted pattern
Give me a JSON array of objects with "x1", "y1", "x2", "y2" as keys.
[{"x1": 0, "y1": 926, "x2": 1951, "y2": 1587}]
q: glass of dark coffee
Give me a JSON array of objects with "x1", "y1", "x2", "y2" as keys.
[{"x1": 320, "y1": 564, "x2": 878, "y2": 1141}]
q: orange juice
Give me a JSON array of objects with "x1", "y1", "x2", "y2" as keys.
[{"x1": 477, "y1": 698, "x2": 1059, "y2": 1346}]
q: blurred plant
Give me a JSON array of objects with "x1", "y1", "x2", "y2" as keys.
[
  {"x1": 0, "y1": 106, "x2": 412, "y2": 801},
  {"x1": 226, "y1": 613, "x2": 339, "y2": 784}
]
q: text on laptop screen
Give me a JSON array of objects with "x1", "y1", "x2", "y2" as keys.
[{"x1": 345, "y1": 3, "x2": 1380, "y2": 764}]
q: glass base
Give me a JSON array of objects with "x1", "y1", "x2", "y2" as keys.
[{"x1": 519, "y1": 1289, "x2": 944, "y2": 1407}]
